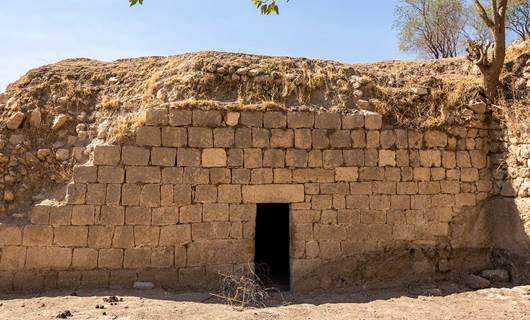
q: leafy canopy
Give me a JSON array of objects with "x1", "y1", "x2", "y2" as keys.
[{"x1": 128, "y1": 0, "x2": 287, "y2": 15}]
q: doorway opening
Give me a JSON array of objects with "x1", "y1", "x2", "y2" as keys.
[{"x1": 255, "y1": 203, "x2": 290, "y2": 290}]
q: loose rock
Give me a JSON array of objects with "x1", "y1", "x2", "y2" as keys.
[
  {"x1": 6, "y1": 112, "x2": 25, "y2": 130},
  {"x1": 412, "y1": 87, "x2": 428, "y2": 95},
  {"x1": 55, "y1": 149, "x2": 70, "y2": 161},
  {"x1": 468, "y1": 101, "x2": 487, "y2": 114},
  {"x1": 52, "y1": 114, "x2": 69, "y2": 130},
  {"x1": 480, "y1": 269, "x2": 510, "y2": 283},
  {"x1": 29, "y1": 109, "x2": 42, "y2": 128},
  {"x1": 464, "y1": 274, "x2": 491, "y2": 290}
]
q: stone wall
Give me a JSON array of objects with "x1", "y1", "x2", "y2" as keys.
[{"x1": 0, "y1": 106, "x2": 499, "y2": 292}]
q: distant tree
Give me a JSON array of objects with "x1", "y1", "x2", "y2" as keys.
[
  {"x1": 507, "y1": 0, "x2": 530, "y2": 40},
  {"x1": 394, "y1": 0, "x2": 467, "y2": 59},
  {"x1": 129, "y1": 0, "x2": 287, "y2": 15},
  {"x1": 467, "y1": 0, "x2": 508, "y2": 99}
]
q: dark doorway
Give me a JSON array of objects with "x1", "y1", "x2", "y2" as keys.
[{"x1": 255, "y1": 203, "x2": 290, "y2": 290}]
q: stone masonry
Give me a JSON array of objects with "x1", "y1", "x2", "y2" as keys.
[{"x1": 0, "y1": 106, "x2": 498, "y2": 292}]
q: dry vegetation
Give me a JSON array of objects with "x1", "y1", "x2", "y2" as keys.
[{"x1": 0, "y1": 44, "x2": 529, "y2": 220}]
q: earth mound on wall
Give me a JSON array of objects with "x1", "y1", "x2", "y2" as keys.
[{"x1": 0, "y1": 46, "x2": 528, "y2": 221}]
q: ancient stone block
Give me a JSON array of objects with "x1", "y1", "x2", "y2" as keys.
[
  {"x1": 242, "y1": 184, "x2": 304, "y2": 203},
  {"x1": 122, "y1": 184, "x2": 141, "y2": 206},
  {"x1": 183, "y1": 167, "x2": 209, "y2": 184},
  {"x1": 161, "y1": 167, "x2": 183, "y2": 184},
  {"x1": 124, "y1": 248, "x2": 151, "y2": 268},
  {"x1": 424, "y1": 130, "x2": 447, "y2": 148},
  {"x1": 264, "y1": 112, "x2": 286, "y2": 128},
  {"x1": 71, "y1": 205, "x2": 95, "y2": 225},
  {"x1": 251, "y1": 168, "x2": 273, "y2": 184},
  {"x1": 126, "y1": 166, "x2": 160, "y2": 183},
  {"x1": 54, "y1": 226, "x2": 88, "y2": 247},
  {"x1": 294, "y1": 129, "x2": 312, "y2": 149},
  {"x1": 152, "y1": 207, "x2": 178, "y2": 225},
  {"x1": 145, "y1": 107, "x2": 168, "y2": 126},
  {"x1": 241, "y1": 112, "x2": 263, "y2": 127},
  {"x1": 112, "y1": 226, "x2": 135, "y2": 248},
  {"x1": 379, "y1": 150, "x2": 396, "y2": 167},
  {"x1": 0, "y1": 246, "x2": 26, "y2": 270},
  {"x1": 98, "y1": 166, "x2": 125, "y2": 184},
  {"x1": 26, "y1": 247, "x2": 72, "y2": 269},
  {"x1": 442, "y1": 151, "x2": 457, "y2": 168},
  {"x1": 226, "y1": 112, "x2": 240, "y2": 126},
  {"x1": 373, "y1": 181, "x2": 397, "y2": 194},
  {"x1": 98, "y1": 249, "x2": 124, "y2": 269},
  {"x1": 169, "y1": 109, "x2": 192, "y2": 126},
  {"x1": 161, "y1": 127, "x2": 187, "y2": 147},
  {"x1": 270, "y1": 129, "x2": 294, "y2": 148},
  {"x1": 23, "y1": 225, "x2": 53, "y2": 246},
  {"x1": 151, "y1": 247, "x2": 174, "y2": 268},
  {"x1": 0, "y1": 224, "x2": 22, "y2": 246},
  {"x1": 315, "y1": 113, "x2": 341, "y2": 129},
  {"x1": 380, "y1": 130, "x2": 396, "y2": 148},
  {"x1": 140, "y1": 184, "x2": 161, "y2": 208},
  {"x1": 126, "y1": 206, "x2": 151, "y2": 225},
  {"x1": 194, "y1": 185, "x2": 217, "y2": 203},
  {"x1": 177, "y1": 148, "x2": 201, "y2": 167},
  {"x1": 179, "y1": 205, "x2": 202, "y2": 223},
  {"x1": 159, "y1": 225, "x2": 191, "y2": 246},
  {"x1": 86, "y1": 184, "x2": 106, "y2": 205},
  {"x1": 419, "y1": 150, "x2": 441, "y2": 167},
  {"x1": 342, "y1": 114, "x2": 364, "y2": 129},
  {"x1": 72, "y1": 248, "x2": 98, "y2": 269},
  {"x1": 287, "y1": 112, "x2": 314, "y2": 128},
  {"x1": 31, "y1": 205, "x2": 50, "y2": 225},
  {"x1": 202, "y1": 148, "x2": 227, "y2": 167},
  {"x1": 151, "y1": 147, "x2": 176, "y2": 166},
  {"x1": 88, "y1": 226, "x2": 114, "y2": 248},
  {"x1": 188, "y1": 127, "x2": 213, "y2": 148},
  {"x1": 97, "y1": 206, "x2": 125, "y2": 225},
  {"x1": 66, "y1": 183, "x2": 86, "y2": 204},
  {"x1": 136, "y1": 126, "x2": 161, "y2": 146},
  {"x1": 235, "y1": 128, "x2": 252, "y2": 148},
  {"x1": 308, "y1": 129, "x2": 328, "y2": 149},
  {"x1": 364, "y1": 113, "x2": 382, "y2": 130},
  {"x1": 214, "y1": 128, "x2": 235, "y2": 147},
  {"x1": 134, "y1": 226, "x2": 160, "y2": 246},
  {"x1": 73, "y1": 165, "x2": 98, "y2": 183},
  {"x1": 323, "y1": 150, "x2": 343, "y2": 168},
  {"x1": 94, "y1": 145, "x2": 121, "y2": 166},
  {"x1": 47, "y1": 206, "x2": 71, "y2": 226},
  {"x1": 359, "y1": 167, "x2": 384, "y2": 181},
  {"x1": 192, "y1": 110, "x2": 222, "y2": 127},
  {"x1": 174, "y1": 184, "x2": 192, "y2": 206}
]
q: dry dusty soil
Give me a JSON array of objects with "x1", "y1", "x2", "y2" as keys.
[{"x1": 1, "y1": 284, "x2": 530, "y2": 320}]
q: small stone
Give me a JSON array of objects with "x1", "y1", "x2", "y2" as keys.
[
  {"x1": 356, "y1": 99, "x2": 371, "y2": 110},
  {"x1": 55, "y1": 149, "x2": 70, "y2": 161},
  {"x1": 37, "y1": 149, "x2": 51, "y2": 160},
  {"x1": 9, "y1": 134, "x2": 24, "y2": 145},
  {"x1": 438, "y1": 259, "x2": 451, "y2": 272},
  {"x1": 412, "y1": 87, "x2": 428, "y2": 95},
  {"x1": 29, "y1": 109, "x2": 42, "y2": 128},
  {"x1": 3, "y1": 191, "x2": 14, "y2": 202},
  {"x1": 226, "y1": 112, "x2": 240, "y2": 126},
  {"x1": 464, "y1": 274, "x2": 490, "y2": 290},
  {"x1": 52, "y1": 114, "x2": 69, "y2": 131},
  {"x1": 468, "y1": 101, "x2": 487, "y2": 114},
  {"x1": 6, "y1": 112, "x2": 25, "y2": 130},
  {"x1": 480, "y1": 269, "x2": 510, "y2": 283}
]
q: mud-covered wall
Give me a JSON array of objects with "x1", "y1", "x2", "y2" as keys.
[{"x1": 0, "y1": 106, "x2": 499, "y2": 292}]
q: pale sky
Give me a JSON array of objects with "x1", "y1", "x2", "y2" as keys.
[{"x1": 0, "y1": 0, "x2": 406, "y2": 92}]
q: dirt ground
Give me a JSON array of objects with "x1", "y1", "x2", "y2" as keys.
[{"x1": 1, "y1": 283, "x2": 529, "y2": 320}]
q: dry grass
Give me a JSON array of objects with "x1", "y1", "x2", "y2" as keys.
[
  {"x1": 213, "y1": 264, "x2": 285, "y2": 309},
  {"x1": 106, "y1": 111, "x2": 146, "y2": 144},
  {"x1": 99, "y1": 95, "x2": 121, "y2": 110}
]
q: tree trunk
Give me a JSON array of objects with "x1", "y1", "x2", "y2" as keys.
[{"x1": 483, "y1": 70, "x2": 500, "y2": 99}]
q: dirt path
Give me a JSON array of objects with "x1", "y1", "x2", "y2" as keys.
[{"x1": 1, "y1": 284, "x2": 529, "y2": 320}]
